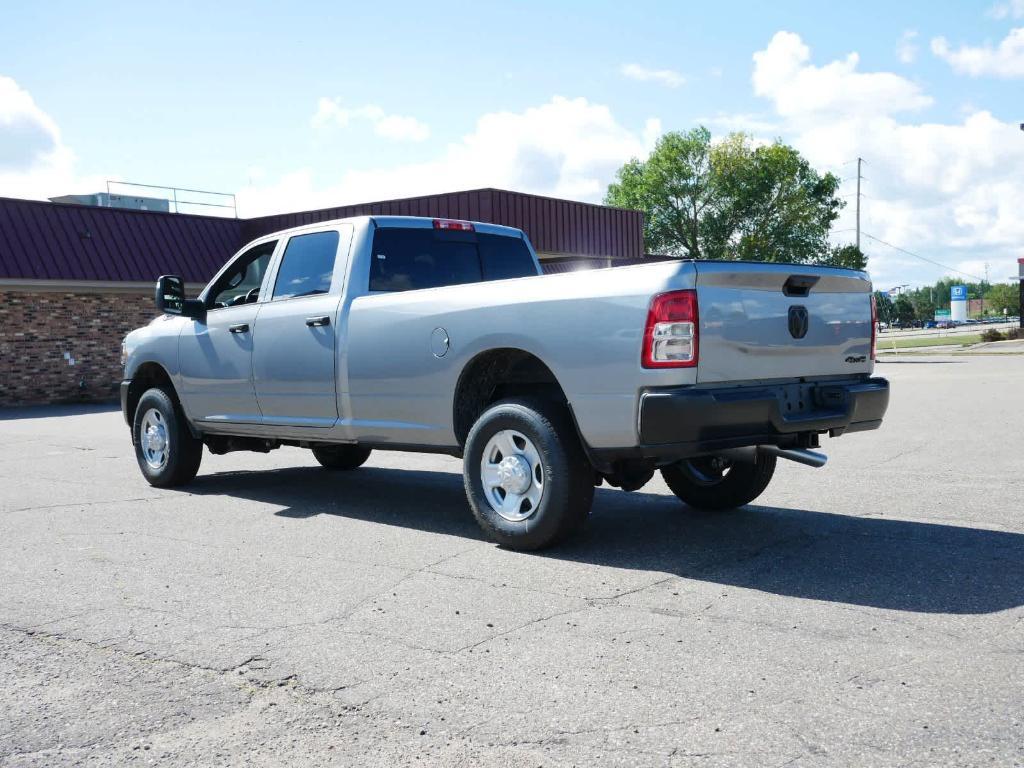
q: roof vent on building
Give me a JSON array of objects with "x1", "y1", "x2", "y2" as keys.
[
  {"x1": 49, "y1": 192, "x2": 171, "y2": 212},
  {"x1": 49, "y1": 181, "x2": 237, "y2": 217}
]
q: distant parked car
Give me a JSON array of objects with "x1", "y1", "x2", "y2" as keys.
[{"x1": 924, "y1": 320, "x2": 938, "y2": 329}]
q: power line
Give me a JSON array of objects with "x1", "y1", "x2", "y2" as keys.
[{"x1": 861, "y1": 232, "x2": 986, "y2": 282}]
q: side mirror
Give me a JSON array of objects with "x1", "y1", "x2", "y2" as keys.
[{"x1": 155, "y1": 275, "x2": 204, "y2": 320}]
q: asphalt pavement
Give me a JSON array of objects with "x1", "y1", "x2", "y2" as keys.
[{"x1": 1, "y1": 356, "x2": 1022, "y2": 767}]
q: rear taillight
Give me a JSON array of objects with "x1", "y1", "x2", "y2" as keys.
[
  {"x1": 433, "y1": 218, "x2": 474, "y2": 232},
  {"x1": 642, "y1": 290, "x2": 698, "y2": 368},
  {"x1": 870, "y1": 293, "x2": 877, "y2": 361}
]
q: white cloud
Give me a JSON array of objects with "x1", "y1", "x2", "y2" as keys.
[
  {"x1": 931, "y1": 27, "x2": 1024, "y2": 78},
  {"x1": 313, "y1": 98, "x2": 430, "y2": 142},
  {"x1": 621, "y1": 63, "x2": 685, "y2": 88},
  {"x1": 0, "y1": 75, "x2": 104, "y2": 199},
  {"x1": 745, "y1": 32, "x2": 1024, "y2": 287},
  {"x1": 753, "y1": 31, "x2": 932, "y2": 121},
  {"x1": 239, "y1": 97, "x2": 660, "y2": 217},
  {"x1": 699, "y1": 112, "x2": 780, "y2": 135},
  {"x1": 897, "y1": 29, "x2": 919, "y2": 64},
  {"x1": 987, "y1": 0, "x2": 1024, "y2": 19}
]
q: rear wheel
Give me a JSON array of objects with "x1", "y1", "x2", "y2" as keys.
[
  {"x1": 463, "y1": 398, "x2": 593, "y2": 551},
  {"x1": 661, "y1": 452, "x2": 776, "y2": 511},
  {"x1": 312, "y1": 444, "x2": 372, "y2": 470},
  {"x1": 133, "y1": 387, "x2": 203, "y2": 487}
]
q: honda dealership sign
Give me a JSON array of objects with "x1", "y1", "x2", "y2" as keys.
[{"x1": 950, "y1": 284, "x2": 968, "y2": 323}]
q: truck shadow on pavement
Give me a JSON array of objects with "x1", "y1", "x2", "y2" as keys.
[{"x1": 185, "y1": 465, "x2": 1024, "y2": 616}]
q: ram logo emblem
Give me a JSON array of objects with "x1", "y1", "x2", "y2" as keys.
[{"x1": 788, "y1": 306, "x2": 809, "y2": 339}]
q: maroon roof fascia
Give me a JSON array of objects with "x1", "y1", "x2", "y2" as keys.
[
  {"x1": 240, "y1": 188, "x2": 642, "y2": 259},
  {"x1": 0, "y1": 188, "x2": 643, "y2": 284},
  {"x1": 0, "y1": 196, "x2": 242, "y2": 283}
]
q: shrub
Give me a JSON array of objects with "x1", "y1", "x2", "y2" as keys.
[
  {"x1": 1005, "y1": 327, "x2": 1021, "y2": 340},
  {"x1": 980, "y1": 328, "x2": 1004, "y2": 342}
]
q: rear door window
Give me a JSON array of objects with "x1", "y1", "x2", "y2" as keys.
[
  {"x1": 272, "y1": 231, "x2": 340, "y2": 300},
  {"x1": 369, "y1": 228, "x2": 535, "y2": 292}
]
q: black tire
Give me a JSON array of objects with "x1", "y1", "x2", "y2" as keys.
[
  {"x1": 463, "y1": 398, "x2": 594, "y2": 551},
  {"x1": 132, "y1": 387, "x2": 203, "y2": 488},
  {"x1": 312, "y1": 444, "x2": 372, "y2": 470},
  {"x1": 660, "y1": 452, "x2": 776, "y2": 511}
]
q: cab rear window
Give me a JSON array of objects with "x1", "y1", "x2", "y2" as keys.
[{"x1": 369, "y1": 228, "x2": 536, "y2": 292}]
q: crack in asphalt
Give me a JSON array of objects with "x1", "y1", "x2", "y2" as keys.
[
  {"x1": 3, "y1": 495, "x2": 161, "y2": 514},
  {"x1": 0, "y1": 622, "x2": 346, "y2": 700}
]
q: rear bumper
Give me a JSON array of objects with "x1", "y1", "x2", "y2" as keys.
[{"x1": 630, "y1": 377, "x2": 889, "y2": 459}]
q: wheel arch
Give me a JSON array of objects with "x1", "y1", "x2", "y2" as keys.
[
  {"x1": 452, "y1": 347, "x2": 582, "y2": 451},
  {"x1": 126, "y1": 362, "x2": 190, "y2": 437}
]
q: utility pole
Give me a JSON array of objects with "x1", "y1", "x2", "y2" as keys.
[
  {"x1": 982, "y1": 262, "x2": 990, "y2": 318},
  {"x1": 855, "y1": 157, "x2": 863, "y2": 251}
]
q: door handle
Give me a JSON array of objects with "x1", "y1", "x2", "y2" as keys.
[
  {"x1": 305, "y1": 315, "x2": 331, "y2": 327},
  {"x1": 228, "y1": 323, "x2": 249, "y2": 334}
]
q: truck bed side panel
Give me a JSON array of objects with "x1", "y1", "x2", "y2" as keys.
[{"x1": 343, "y1": 261, "x2": 700, "y2": 449}]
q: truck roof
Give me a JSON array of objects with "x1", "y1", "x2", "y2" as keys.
[{"x1": 255, "y1": 215, "x2": 526, "y2": 241}]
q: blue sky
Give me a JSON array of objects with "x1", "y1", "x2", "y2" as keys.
[{"x1": 2, "y1": 0, "x2": 1023, "y2": 289}]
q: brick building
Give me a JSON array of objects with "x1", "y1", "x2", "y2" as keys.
[{"x1": 0, "y1": 189, "x2": 647, "y2": 407}]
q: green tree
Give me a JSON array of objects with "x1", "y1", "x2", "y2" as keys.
[
  {"x1": 606, "y1": 127, "x2": 845, "y2": 264},
  {"x1": 811, "y1": 244, "x2": 867, "y2": 270},
  {"x1": 874, "y1": 291, "x2": 895, "y2": 325},
  {"x1": 984, "y1": 282, "x2": 1019, "y2": 316},
  {"x1": 893, "y1": 295, "x2": 916, "y2": 326},
  {"x1": 909, "y1": 287, "x2": 936, "y2": 322}
]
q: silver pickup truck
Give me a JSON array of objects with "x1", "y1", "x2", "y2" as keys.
[{"x1": 122, "y1": 215, "x2": 889, "y2": 549}]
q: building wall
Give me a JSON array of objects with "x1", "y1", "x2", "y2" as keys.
[{"x1": 0, "y1": 290, "x2": 155, "y2": 407}]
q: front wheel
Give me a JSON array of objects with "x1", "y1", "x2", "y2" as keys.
[
  {"x1": 463, "y1": 399, "x2": 594, "y2": 551},
  {"x1": 660, "y1": 452, "x2": 776, "y2": 511},
  {"x1": 133, "y1": 387, "x2": 203, "y2": 487}
]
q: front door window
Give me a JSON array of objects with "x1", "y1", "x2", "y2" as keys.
[{"x1": 208, "y1": 241, "x2": 277, "y2": 309}]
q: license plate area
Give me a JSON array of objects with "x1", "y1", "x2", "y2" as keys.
[
  {"x1": 777, "y1": 383, "x2": 848, "y2": 420},
  {"x1": 778, "y1": 383, "x2": 815, "y2": 419}
]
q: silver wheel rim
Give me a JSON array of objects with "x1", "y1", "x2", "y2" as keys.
[
  {"x1": 140, "y1": 408, "x2": 170, "y2": 471},
  {"x1": 480, "y1": 429, "x2": 544, "y2": 522}
]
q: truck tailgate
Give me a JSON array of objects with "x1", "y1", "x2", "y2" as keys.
[{"x1": 694, "y1": 262, "x2": 873, "y2": 384}]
